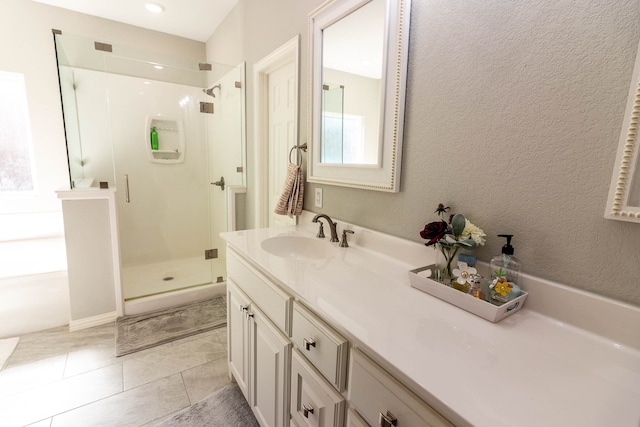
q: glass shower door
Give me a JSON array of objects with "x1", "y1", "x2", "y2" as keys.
[{"x1": 107, "y1": 71, "x2": 215, "y2": 300}]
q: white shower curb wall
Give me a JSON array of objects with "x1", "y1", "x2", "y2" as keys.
[
  {"x1": 57, "y1": 189, "x2": 122, "y2": 328},
  {"x1": 123, "y1": 282, "x2": 226, "y2": 316}
]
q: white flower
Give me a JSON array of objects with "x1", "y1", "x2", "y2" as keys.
[
  {"x1": 453, "y1": 262, "x2": 478, "y2": 285},
  {"x1": 460, "y1": 220, "x2": 486, "y2": 246}
]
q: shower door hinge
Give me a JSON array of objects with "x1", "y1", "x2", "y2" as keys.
[
  {"x1": 235, "y1": 81, "x2": 242, "y2": 88},
  {"x1": 94, "y1": 41, "x2": 113, "y2": 52},
  {"x1": 200, "y1": 102, "x2": 214, "y2": 114},
  {"x1": 205, "y1": 249, "x2": 218, "y2": 260},
  {"x1": 199, "y1": 63, "x2": 212, "y2": 71}
]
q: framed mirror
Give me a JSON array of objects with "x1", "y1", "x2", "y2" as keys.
[
  {"x1": 605, "y1": 39, "x2": 640, "y2": 222},
  {"x1": 307, "y1": 0, "x2": 411, "y2": 192}
]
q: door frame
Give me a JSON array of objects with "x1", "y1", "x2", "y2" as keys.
[{"x1": 252, "y1": 35, "x2": 300, "y2": 228}]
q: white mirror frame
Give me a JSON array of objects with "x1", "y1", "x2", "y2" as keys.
[
  {"x1": 307, "y1": 0, "x2": 411, "y2": 192},
  {"x1": 605, "y1": 40, "x2": 640, "y2": 222}
]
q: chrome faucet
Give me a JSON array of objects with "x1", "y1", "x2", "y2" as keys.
[{"x1": 312, "y1": 214, "x2": 339, "y2": 242}]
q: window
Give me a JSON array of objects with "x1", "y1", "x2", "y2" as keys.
[
  {"x1": 321, "y1": 112, "x2": 365, "y2": 164},
  {"x1": 0, "y1": 71, "x2": 34, "y2": 192}
]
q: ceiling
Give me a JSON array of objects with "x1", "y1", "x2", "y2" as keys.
[{"x1": 33, "y1": 0, "x2": 239, "y2": 42}]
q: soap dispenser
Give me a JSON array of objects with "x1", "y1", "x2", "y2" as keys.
[
  {"x1": 150, "y1": 127, "x2": 159, "y2": 150},
  {"x1": 488, "y1": 234, "x2": 522, "y2": 304}
]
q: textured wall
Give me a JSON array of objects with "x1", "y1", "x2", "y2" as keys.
[{"x1": 210, "y1": 0, "x2": 640, "y2": 306}]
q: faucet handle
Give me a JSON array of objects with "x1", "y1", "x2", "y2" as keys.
[
  {"x1": 339, "y1": 229, "x2": 355, "y2": 247},
  {"x1": 330, "y1": 222, "x2": 339, "y2": 242},
  {"x1": 316, "y1": 222, "x2": 325, "y2": 238}
]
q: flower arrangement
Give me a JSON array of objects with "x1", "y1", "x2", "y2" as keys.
[{"x1": 420, "y1": 203, "x2": 486, "y2": 283}]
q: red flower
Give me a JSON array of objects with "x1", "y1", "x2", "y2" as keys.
[{"x1": 420, "y1": 220, "x2": 448, "y2": 246}]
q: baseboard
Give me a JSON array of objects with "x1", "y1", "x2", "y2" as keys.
[{"x1": 69, "y1": 311, "x2": 117, "y2": 332}]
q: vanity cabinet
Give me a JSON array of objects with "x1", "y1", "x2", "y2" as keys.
[{"x1": 226, "y1": 245, "x2": 452, "y2": 427}]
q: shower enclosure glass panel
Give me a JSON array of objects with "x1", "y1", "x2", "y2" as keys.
[{"x1": 54, "y1": 33, "x2": 244, "y2": 301}]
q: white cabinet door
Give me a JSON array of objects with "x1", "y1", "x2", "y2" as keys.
[
  {"x1": 228, "y1": 279, "x2": 251, "y2": 400},
  {"x1": 249, "y1": 304, "x2": 292, "y2": 427}
]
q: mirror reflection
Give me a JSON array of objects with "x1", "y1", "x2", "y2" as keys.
[{"x1": 320, "y1": 0, "x2": 384, "y2": 165}]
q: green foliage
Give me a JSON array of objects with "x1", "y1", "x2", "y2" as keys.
[
  {"x1": 494, "y1": 267, "x2": 506, "y2": 277},
  {"x1": 451, "y1": 213, "x2": 466, "y2": 237}
]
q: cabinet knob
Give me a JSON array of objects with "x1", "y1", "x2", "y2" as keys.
[
  {"x1": 246, "y1": 311, "x2": 254, "y2": 319},
  {"x1": 303, "y1": 403, "x2": 314, "y2": 418},
  {"x1": 240, "y1": 304, "x2": 248, "y2": 312},
  {"x1": 303, "y1": 337, "x2": 316, "y2": 351},
  {"x1": 379, "y1": 411, "x2": 397, "y2": 427}
]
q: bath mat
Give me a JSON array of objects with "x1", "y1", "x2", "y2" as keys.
[
  {"x1": 115, "y1": 295, "x2": 226, "y2": 356},
  {"x1": 154, "y1": 383, "x2": 258, "y2": 427},
  {"x1": 0, "y1": 337, "x2": 19, "y2": 369}
]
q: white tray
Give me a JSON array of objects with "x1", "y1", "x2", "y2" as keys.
[{"x1": 408, "y1": 265, "x2": 527, "y2": 323}]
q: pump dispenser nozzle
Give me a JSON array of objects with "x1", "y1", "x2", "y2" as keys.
[{"x1": 498, "y1": 234, "x2": 514, "y2": 255}]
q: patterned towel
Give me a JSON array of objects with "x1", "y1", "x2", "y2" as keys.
[{"x1": 274, "y1": 163, "x2": 304, "y2": 217}]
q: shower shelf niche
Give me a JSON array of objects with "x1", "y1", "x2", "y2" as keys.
[{"x1": 146, "y1": 116, "x2": 185, "y2": 164}]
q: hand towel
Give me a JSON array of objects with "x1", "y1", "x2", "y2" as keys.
[{"x1": 274, "y1": 163, "x2": 304, "y2": 217}]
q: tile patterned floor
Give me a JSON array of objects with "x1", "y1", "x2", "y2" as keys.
[{"x1": 0, "y1": 323, "x2": 231, "y2": 427}]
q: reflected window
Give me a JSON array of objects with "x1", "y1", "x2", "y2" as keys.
[
  {"x1": 0, "y1": 71, "x2": 34, "y2": 192},
  {"x1": 322, "y1": 112, "x2": 365, "y2": 164}
]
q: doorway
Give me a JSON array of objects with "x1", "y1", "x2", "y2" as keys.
[{"x1": 253, "y1": 36, "x2": 300, "y2": 228}]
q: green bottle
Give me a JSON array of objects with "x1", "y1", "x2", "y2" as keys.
[{"x1": 150, "y1": 127, "x2": 159, "y2": 150}]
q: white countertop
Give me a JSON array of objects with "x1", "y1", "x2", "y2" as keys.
[{"x1": 221, "y1": 215, "x2": 640, "y2": 427}]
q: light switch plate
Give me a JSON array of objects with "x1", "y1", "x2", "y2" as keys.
[{"x1": 315, "y1": 188, "x2": 323, "y2": 208}]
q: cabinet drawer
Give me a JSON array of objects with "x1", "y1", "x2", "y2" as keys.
[
  {"x1": 291, "y1": 348, "x2": 345, "y2": 427},
  {"x1": 291, "y1": 301, "x2": 349, "y2": 392},
  {"x1": 348, "y1": 349, "x2": 453, "y2": 427},
  {"x1": 227, "y1": 248, "x2": 292, "y2": 334}
]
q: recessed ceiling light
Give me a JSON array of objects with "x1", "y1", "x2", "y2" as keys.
[
  {"x1": 154, "y1": 65, "x2": 163, "y2": 70},
  {"x1": 145, "y1": 3, "x2": 164, "y2": 13}
]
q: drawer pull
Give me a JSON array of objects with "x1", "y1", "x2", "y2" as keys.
[
  {"x1": 246, "y1": 311, "x2": 254, "y2": 319},
  {"x1": 303, "y1": 403, "x2": 314, "y2": 418},
  {"x1": 379, "y1": 411, "x2": 397, "y2": 427},
  {"x1": 303, "y1": 337, "x2": 316, "y2": 351},
  {"x1": 240, "y1": 304, "x2": 248, "y2": 312}
]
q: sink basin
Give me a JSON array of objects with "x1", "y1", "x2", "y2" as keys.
[{"x1": 261, "y1": 235, "x2": 334, "y2": 260}]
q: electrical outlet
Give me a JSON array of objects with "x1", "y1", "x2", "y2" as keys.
[{"x1": 315, "y1": 188, "x2": 323, "y2": 208}]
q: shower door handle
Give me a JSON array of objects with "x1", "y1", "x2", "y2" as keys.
[
  {"x1": 211, "y1": 176, "x2": 225, "y2": 191},
  {"x1": 124, "y1": 174, "x2": 130, "y2": 203}
]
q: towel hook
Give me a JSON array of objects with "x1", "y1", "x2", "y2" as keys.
[{"x1": 288, "y1": 143, "x2": 308, "y2": 166}]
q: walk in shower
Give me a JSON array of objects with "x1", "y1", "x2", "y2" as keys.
[{"x1": 54, "y1": 32, "x2": 245, "y2": 313}]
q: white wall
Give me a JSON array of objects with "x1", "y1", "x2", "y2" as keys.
[{"x1": 207, "y1": 0, "x2": 640, "y2": 307}]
